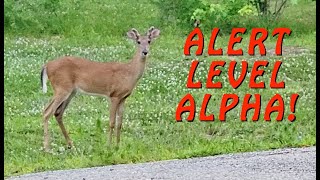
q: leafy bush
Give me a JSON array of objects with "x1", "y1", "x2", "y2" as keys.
[
  {"x1": 153, "y1": 0, "x2": 262, "y2": 33},
  {"x1": 154, "y1": 0, "x2": 316, "y2": 35},
  {"x1": 189, "y1": 0, "x2": 261, "y2": 33},
  {"x1": 5, "y1": 0, "x2": 63, "y2": 35},
  {"x1": 5, "y1": 0, "x2": 315, "y2": 38},
  {"x1": 152, "y1": 0, "x2": 204, "y2": 30},
  {"x1": 5, "y1": 0, "x2": 160, "y2": 39}
]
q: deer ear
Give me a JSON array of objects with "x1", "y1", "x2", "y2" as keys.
[
  {"x1": 127, "y1": 28, "x2": 140, "y2": 40},
  {"x1": 148, "y1": 27, "x2": 160, "y2": 40}
]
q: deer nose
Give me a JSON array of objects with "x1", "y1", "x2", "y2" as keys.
[{"x1": 142, "y1": 51, "x2": 148, "y2": 56}]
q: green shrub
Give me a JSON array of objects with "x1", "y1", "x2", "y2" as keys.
[
  {"x1": 4, "y1": 0, "x2": 160, "y2": 39},
  {"x1": 152, "y1": 0, "x2": 203, "y2": 30},
  {"x1": 5, "y1": 0, "x2": 63, "y2": 35},
  {"x1": 154, "y1": 0, "x2": 315, "y2": 36},
  {"x1": 4, "y1": 0, "x2": 315, "y2": 39}
]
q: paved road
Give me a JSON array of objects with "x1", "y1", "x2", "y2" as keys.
[{"x1": 8, "y1": 147, "x2": 316, "y2": 180}]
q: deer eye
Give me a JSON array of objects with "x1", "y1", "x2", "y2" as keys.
[
  {"x1": 148, "y1": 40, "x2": 151, "y2": 44},
  {"x1": 137, "y1": 41, "x2": 141, "y2": 44}
]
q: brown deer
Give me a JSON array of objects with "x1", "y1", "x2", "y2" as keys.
[{"x1": 41, "y1": 27, "x2": 160, "y2": 151}]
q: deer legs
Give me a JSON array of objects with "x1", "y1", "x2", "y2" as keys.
[
  {"x1": 116, "y1": 100, "x2": 125, "y2": 144},
  {"x1": 43, "y1": 92, "x2": 127, "y2": 151},
  {"x1": 108, "y1": 97, "x2": 126, "y2": 146},
  {"x1": 54, "y1": 91, "x2": 76, "y2": 148},
  {"x1": 108, "y1": 98, "x2": 119, "y2": 145}
]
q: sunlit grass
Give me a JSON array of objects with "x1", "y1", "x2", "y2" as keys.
[{"x1": 4, "y1": 33, "x2": 316, "y2": 177}]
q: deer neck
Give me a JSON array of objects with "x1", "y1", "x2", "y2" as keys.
[{"x1": 129, "y1": 49, "x2": 147, "y2": 79}]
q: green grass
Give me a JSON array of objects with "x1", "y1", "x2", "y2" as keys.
[{"x1": 4, "y1": 0, "x2": 316, "y2": 178}]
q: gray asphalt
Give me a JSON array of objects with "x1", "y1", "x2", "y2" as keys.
[{"x1": 7, "y1": 146, "x2": 316, "y2": 180}]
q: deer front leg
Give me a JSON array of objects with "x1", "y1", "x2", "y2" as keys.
[
  {"x1": 116, "y1": 99, "x2": 125, "y2": 145},
  {"x1": 108, "y1": 98, "x2": 120, "y2": 145}
]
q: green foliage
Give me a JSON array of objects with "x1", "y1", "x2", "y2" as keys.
[
  {"x1": 5, "y1": 0, "x2": 63, "y2": 35},
  {"x1": 5, "y1": 0, "x2": 316, "y2": 39},
  {"x1": 5, "y1": 0, "x2": 160, "y2": 39},
  {"x1": 152, "y1": 0, "x2": 203, "y2": 29},
  {"x1": 238, "y1": 4, "x2": 259, "y2": 16},
  {"x1": 190, "y1": 0, "x2": 255, "y2": 32},
  {"x1": 155, "y1": 0, "x2": 315, "y2": 35}
]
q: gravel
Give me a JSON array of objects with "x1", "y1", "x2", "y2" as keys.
[{"x1": 7, "y1": 146, "x2": 315, "y2": 180}]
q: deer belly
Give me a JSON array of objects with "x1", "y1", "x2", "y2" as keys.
[{"x1": 76, "y1": 87, "x2": 109, "y2": 97}]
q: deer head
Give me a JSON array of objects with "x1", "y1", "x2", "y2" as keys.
[{"x1": 127, "y1": 26, "x2": 160, "y2": 58}]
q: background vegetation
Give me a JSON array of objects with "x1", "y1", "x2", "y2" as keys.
[{"x1": 5, "y1": 0, "x2": 316, "y2": 177}]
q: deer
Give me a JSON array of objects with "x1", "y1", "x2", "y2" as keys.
[{"x1": 40, "y1": 26, "x2": 160, "y2": 152}]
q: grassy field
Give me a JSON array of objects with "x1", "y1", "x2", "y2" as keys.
[{"x1": 4, "y1": 0, "x2": 316, "y2": 177}]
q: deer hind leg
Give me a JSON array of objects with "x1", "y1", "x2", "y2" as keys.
[
  {"x1": 43, "y1": 99, "x2": 55, "y2": 152},
  {"x1": 108, "y1": 97, "x2": 120, "y2": 145},
  {"x1": 116, "y1": 99, "x2": 126, "y2": 145},
  {"x1": 54, "y1": 90, "x2": 76, "y2": 148},
  {"x1": 43, "y1": 90, "x2": 73, "y2": 152}
]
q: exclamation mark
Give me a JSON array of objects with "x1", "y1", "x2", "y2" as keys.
[{"x1": 288, "y1": 94, "x2": 299, "y2": 122}]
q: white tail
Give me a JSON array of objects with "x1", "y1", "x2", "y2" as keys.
[
  {"x1": 41, "y1": 66, "x2": 48, "y2": 93},
  {"x1": 41, "y1": 27, "x2": 160, "y2": 151}
]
